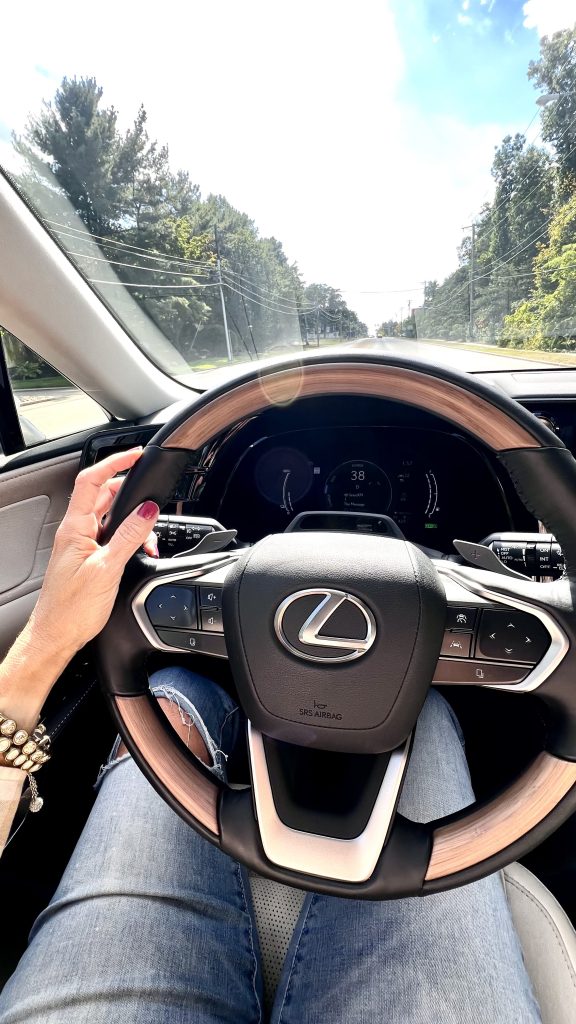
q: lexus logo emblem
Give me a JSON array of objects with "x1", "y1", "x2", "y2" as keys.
[{"x1": 274, "y1": 589, "x2": 376, "y2": 663}]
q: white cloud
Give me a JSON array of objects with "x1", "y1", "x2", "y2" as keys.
[
  {"x1": 458, "y1": 13, "x2": 473, "y2": 27},
  {"x1": 523, "y1": 0, "x2": 575, "y2": 38},
  {"x1": 462, "y1": 0, "x2": 470, "y2": 10}
]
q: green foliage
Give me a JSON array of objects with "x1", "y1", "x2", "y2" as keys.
[
  {"x1": 419, "y1": 27, "x2": 576, "y2": 350},
  {"x1": 14, "y1": 76, "x2": 365, "y2": 367},
  {"x1": 503, "y1": 194, "x2": 576, "y2": 349},
  {"x1": 528, "y1": 29, "x2": 576, "y2": 194}
]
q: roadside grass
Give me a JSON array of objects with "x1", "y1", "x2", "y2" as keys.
[
  {"x1": 418, "y1": 338, "x2": 576, "y2": 367},
  {"x1": 12, "y1": 375, "x2": 70, "y2": 389},
  {"x1": 178, "y1": 337, "x2": 345, "y2": 372}
]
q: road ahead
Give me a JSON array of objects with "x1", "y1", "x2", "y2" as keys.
[{"x1": 352, "y1": 337, "x2": 558, "y2": 371}]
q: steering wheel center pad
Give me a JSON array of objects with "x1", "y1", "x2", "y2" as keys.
[{"x1": 223, "y1": 532, "x2": 445, "y2": 753}]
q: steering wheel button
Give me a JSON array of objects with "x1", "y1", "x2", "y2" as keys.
[
  {"x1": 434, "y1": 658, "x2": 530, "y2": 686},
  {"x1": 477, "y1": 609, "x2": 549, "y2": 663},
  {"x1": 201, "y1": 608, "x2": 224, "y2": 632},
  {"x1": 145, "y1": 585, "x2": 197, "y2": 629},
  {"x1": 198, "y1": 586, "x2": 222, "y2": 609},
  {"x1": 441, "y1": 632, "x2": 472, "y2": 658},
  {"x1": 446, "y1": 606, "x2": 477, "y2": 630},
  {"x1": 155, "y1": 628, "x2": 227, "y2": 657}
]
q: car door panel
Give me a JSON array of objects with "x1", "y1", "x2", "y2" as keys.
[
  {"x1": 0, "y1": 451, "x2": 79, "y2": 657},
  {"x1": 0, "y1": 495, "x2": 50, "y2": 594}
]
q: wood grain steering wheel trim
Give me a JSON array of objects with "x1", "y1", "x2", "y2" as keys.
[
  {"x1": 161, "y1": 363, "x2": 541, "y2": 452},
  {"x1": 426, "y1": 753, "x2": 576, "y2": 880},
  {"x1": 115, "y1": 695, "x2": 220, "y2": 835}
]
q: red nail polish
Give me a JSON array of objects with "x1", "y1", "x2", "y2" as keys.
[{"x1": 138, "y1": 500, "x2": 159, "y2": 521}]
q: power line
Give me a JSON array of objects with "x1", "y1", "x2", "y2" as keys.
[
  {"x1": 488, "y1": 107, "x2": 576, "y2": 235},
  {"x1": 472, "y1": 45, "x2": 576, "y2": 214},
  {"x1": 427, "y1": 218, "x2": 552, "y2": 312},
  {"x1": 89, "y1": 279, "x2": 219, "y2": 290},
  {"x1": 223, "y1": 280, "x2": 315, "y2": 316},
  {"x1": 64, "y1": 249, "x2": 212, "y2": 279},
  {"x1": 44, "y1": 219, "x2": 216, "y2": 271},
  {"x1": 220, "y1": 270, "x2": 306, "y2": 310}
]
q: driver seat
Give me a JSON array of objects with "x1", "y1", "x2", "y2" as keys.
[{"x1": 249, "y1": 863, "x2": 576, "y2": 1023}]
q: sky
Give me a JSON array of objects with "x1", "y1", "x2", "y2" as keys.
[{"x1": 1, "y1": 0, "x2": 575, "y2": 331}]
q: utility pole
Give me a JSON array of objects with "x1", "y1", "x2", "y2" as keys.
[
  {"x1": 462, "y1": 223, "x2": 476, "y2": 342},
  {"x1": 214, "y1": 226, "x2": 233, "y2": 362}
]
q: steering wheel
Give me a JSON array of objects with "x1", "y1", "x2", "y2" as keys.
[{"x1": 96, "y1": 354, "x2": 576, "y2": 899}]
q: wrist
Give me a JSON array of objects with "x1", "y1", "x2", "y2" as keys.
[{"x1": 0, "y1": 618, "x2": 75, "y2": 731}]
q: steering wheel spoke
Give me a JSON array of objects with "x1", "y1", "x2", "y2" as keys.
[
  {"x1": 246, "y1": 723, "x2": 412, "y2": 883},
  {"x1": 127, "y1": 552, "x2": 238, "y2": 661},
  {"x1": 433, "y1": 561, "x2": 568, "y2": 693}
]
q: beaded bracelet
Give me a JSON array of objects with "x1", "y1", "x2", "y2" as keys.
[{"x1": 0, "y1": 714, "x2": 51, "y2": 812}]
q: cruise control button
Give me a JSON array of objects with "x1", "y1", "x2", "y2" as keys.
[
  {"x1": 198, "y1": 586, "x2": 222, "y2": 609},
  {"x1": 145, "y1": 586, "x2": 197, "y2": 629},
  {"x1": 201, "y1": 608, "x2": 224, "y2": 633},
  {"x1": 433, "y1": 659, "x2": 530, "y2": 686},
  {"x1": 477, "y1": 609, "x2": 549, "y2": 663},
  {"x1": 440, "y1": 632, "x2": 472, "y2": 657},
  {"x1": 156, "y1": 629, "x2": 227, "y2": 657},
  {"x1": 446, "y1": 606, "x2": 477, "y2": 630}
]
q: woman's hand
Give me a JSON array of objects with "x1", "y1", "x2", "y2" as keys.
[
  {"x1": 0, "y1": 449, "x2": 160, "y2": 728},
  {"x1": 32, "y1": 448, "x2": 160, "y2": 655}
]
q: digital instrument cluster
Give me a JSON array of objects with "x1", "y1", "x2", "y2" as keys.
[{"x1": 218, "y1": 426, "x2": 511, "y2": 549}]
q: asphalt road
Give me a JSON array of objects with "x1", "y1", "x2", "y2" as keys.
[{"x1": 352, "y1": 337, "x2": 558, "y2": 371}]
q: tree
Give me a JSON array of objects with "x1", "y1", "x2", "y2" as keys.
[
  {"x1": 503, "y1": 194, "x2": 576, "y2": 349},
  {"x1": 14, "y1": 75, "x2": 365, "y2": 365},
  {"x1": 16, "y1": 77, "x2": 123, "y2": 236},
  {"x1": 528, "y1": 27, "x2": 576, "y2": 194}
]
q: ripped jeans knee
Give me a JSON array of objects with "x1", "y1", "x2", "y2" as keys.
[{"x1": 97, "y1": 667, "x2": 241, "y2": 788}]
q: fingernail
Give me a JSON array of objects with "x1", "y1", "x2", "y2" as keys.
[
  {"x1": 153, "y1": 541, "x2": 160, "y2": 558},
  {"x1": 138, "y1": 500, "x2": 159, "y2": 521}
]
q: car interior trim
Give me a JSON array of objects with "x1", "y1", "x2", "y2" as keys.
[
  {"x1": 426, "y1": 752, "x2": 576, "y2": 880},
  {"x1": 436, "y1": 562, "x2": 569, "y2": 692},
  {"x1": 0, "y1": 171, "x2": 189, "y2": 419},
  {"x1": 247, "y1": 722, "x2": 411, "y2": 882},
  {"x1": 114, "y1": 694, "x2": 221, "y2": 834},
  {"x1": 131, "y1": 559, "x2": 237, "y2": 655},
  {"x1": 159, "y1": 362, "x2": 544, "y2": 452}
]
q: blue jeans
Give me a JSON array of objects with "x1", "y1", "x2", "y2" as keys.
[{"x1": 0, "y1": 670, "x2": 540, "y2": 1023}]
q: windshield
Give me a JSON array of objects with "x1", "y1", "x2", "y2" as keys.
[{"x1": 2, "y1": 3, "x2": 576, "y2": 379}]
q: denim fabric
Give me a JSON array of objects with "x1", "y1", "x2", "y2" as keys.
[{"x1": 0, "y1": 671, "x2": 541, "y2": 1024}]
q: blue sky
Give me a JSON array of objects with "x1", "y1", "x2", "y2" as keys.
[
  {"x1": 0, "y1": 0, "x2": 574, "y2": 328},
  {"x1": 395, "y1": 0, "x2": 540, "y2": 125}
]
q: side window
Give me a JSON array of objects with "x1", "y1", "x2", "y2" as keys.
[{"x1": 1, "y1": 328, "x2": 108, "y2": 447}]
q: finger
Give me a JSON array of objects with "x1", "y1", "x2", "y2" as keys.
[
  {"x1": 143, "y1": 530, "x2": 160, "y2": 558},
  {"x1": 94, "y1": 477, "x2": 124, "y2": 522},
  {"x1": 68, "y1": 448, "x2": 143, "y2": 517},
  {"x1": 106, "y1": 501, "x2": 160, "y2": 568}
]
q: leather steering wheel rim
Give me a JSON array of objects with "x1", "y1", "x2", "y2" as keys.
[{"x1": 96, "y1": 353, "x2": 576, "y2": 899}]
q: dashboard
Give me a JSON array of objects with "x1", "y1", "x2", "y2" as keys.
[
  {"x1": 79, "y1": 386, "x2": 576, "y2": 560},
  {"x1": 216, "y1": 426, "x2": 512, "y2": 550}
]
